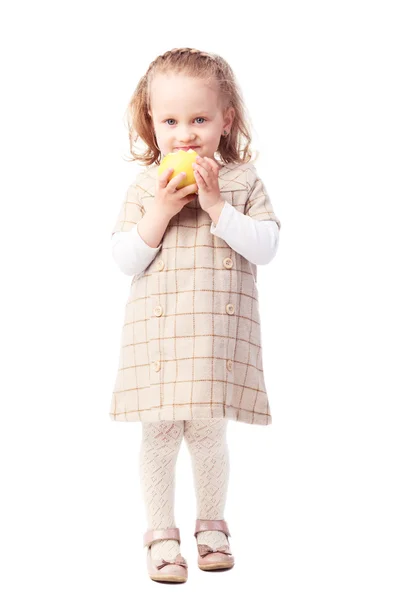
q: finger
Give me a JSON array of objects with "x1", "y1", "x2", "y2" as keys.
[
  {"x1": 204, "y1": 156, "x2": 219, "y2": 174},
  {"x1": 179, "y1": 183, "x2": 198, "y2": 198},
  {"x1": 183, "y1": 193, "x2": 198, "y2": 203},
  {"x1": 193, "y1": 163, "x2": 209, "y2": 179},
  {"x1": 195, "y1": 156, "x2": 209, "y2": 168},
  {"x1": 193, "y1": 169, "x2": 205, "y2": 187},
  {"x1": 158, "y1": 167, "x2": 174, "y2": 184},
  {"x1": 195, "y1": 155, "x2": 215, "y2": 172},
  {"x1": 167, "y1": 172, "x2": 187, "y2": 191}
]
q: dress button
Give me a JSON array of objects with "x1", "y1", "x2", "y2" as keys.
[
  {"x1": 153, "y1": 360, "x2": 161, "y2": 372},
  {"x1": 226, "y1": 303, "x2": 235, "y2": 315},
  {"x1": 226, "y1": 359, "x2": 233, "y2": 371},
  {"x1": 223, "y1": 257, "x2": 233, "y2": 269},
  {"x1": 157, "y1": 259, "x2": 165, "y2": 271},
  {"x1": 154, "y1": 305, "x2": 163, "y2": 317}
]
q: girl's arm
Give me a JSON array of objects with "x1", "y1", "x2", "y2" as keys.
[
  {"x1": 110, "y1": 181, "x2": 170, "y2": 277},
  {"x1": 112, "y1": 199, "x2": 280, "y2": 275}
]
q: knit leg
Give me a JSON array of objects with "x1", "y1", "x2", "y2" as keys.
[
  {"x1": 139, "y1": 420, "x2": 184, "y2": 561},
  {"x1": 184, "y1": 418, "x2": 230, "y2": 550}
]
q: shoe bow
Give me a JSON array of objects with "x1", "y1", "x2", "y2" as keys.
[
  {"x1": 197, "y1": 543, "x2": 232, "y2": 558},
  {"x1": 153, "y1": 553, "x2": 188, "y2": 570}
]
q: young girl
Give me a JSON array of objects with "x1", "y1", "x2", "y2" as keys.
[{"x1": 110, "y1": 47, "x2": 281, "y2": 583}]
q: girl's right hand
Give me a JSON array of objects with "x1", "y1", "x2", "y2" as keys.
[{"x1": 155, "y1": 168, "x2": 199, "y2": 219}]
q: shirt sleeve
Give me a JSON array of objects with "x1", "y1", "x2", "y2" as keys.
[
  {"x1": 111, "y1": 226, "x2": 162, "y2": 277},
  {"x1": 210, "y1": 200, "x2": 279, "y2": 265}
]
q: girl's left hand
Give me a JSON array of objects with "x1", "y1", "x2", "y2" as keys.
[{"x1": 192, "y1": 155, "x2": 223, "y2": 212}]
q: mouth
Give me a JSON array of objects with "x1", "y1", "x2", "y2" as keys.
[{"x1": 173, "y1": 146, "x2": 200, "y2": 152}]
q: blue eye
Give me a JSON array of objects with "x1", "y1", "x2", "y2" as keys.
[{"x1": 164, "y1": 117, "x2": 206, "y2": 125}]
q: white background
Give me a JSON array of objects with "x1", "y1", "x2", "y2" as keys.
[{"x1": 1, "y1": 0, "x2": 399, "y2": 597}]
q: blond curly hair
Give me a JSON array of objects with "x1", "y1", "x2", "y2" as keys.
[{"x1": 123, "y1": 47, "x2": 258, "y2": 167}]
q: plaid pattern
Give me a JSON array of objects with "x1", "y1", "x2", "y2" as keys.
[{"x1": 109, "y1": 161, "x2": 281, "y2": 425}]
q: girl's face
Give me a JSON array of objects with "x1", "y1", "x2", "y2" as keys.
[{"x1": 148, "y1": 73, "x2": 234, "y2": 160}]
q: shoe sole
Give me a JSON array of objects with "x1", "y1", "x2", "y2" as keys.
[
  {"x1": 198, "y1": 562, "x2": 235, "y2": 571},
  {"x1": 150, "y1": 574, "x2": 187, "y2": 582}
]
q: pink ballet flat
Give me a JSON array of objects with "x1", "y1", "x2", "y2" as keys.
[
  {"x1": 194, "y1": 519, "x2": 235, "y2": 571},
  {"x1": 143, "y1": 527, "x2": 188, "y2": 583}
]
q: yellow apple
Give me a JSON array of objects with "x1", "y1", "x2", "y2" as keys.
[{"x1": 157, "y1": 149, "x2": 199, "y2": 190}]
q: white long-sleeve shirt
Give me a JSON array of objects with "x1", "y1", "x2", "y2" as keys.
[{"x1": 111, "y1": 199, "x2": 280, "y2": 277}]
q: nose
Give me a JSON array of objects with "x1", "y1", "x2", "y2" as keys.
[{"x1": 177, "y1": 125, "x2": 196, "y2": 143}]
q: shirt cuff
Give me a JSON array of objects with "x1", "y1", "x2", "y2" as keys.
[
  {"x1": 209, "y1": 200, "x2": 232, "y2": 236},
  {"x1": 134, "y1": 225, "x2": 162, "y2": 252}
]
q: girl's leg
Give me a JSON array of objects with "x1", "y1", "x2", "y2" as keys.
[
  {"x1": 139, "y1": 420, "x2": 184, "y2": 561},
  {"x1": 184, "y1": 417, "x2": 230, "y2": 549}
]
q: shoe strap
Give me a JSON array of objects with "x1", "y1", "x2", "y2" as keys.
[
  {"x1": 194, "y1": 519, "x2": 231, "y2": 538},
  {"x1": 143, "y1": 527, "x2": 181, "y2": 548}
]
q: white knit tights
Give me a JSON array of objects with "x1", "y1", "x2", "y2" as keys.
[{"x1": 139, "y1": 418, "x2": 229, "y2": 561}]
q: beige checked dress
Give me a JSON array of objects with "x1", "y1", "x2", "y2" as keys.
[{"x1": 109, "y1": 161, "x2": 281, "y2": 425}]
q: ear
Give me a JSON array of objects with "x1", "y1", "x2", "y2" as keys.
[{"x1": 223, "y1": 106, "x2": 235, "y2": 132}]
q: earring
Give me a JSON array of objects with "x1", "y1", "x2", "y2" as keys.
[{"x1": 223, "y1": 130, "x2": 229, "y2": 137}]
